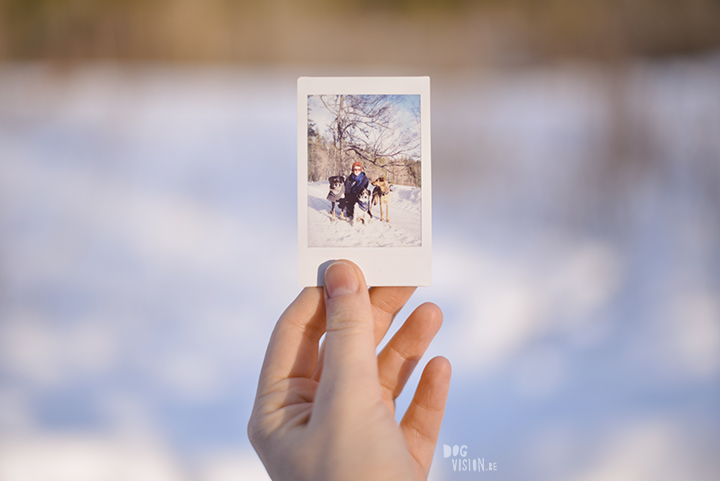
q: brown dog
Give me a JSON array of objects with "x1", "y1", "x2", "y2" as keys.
[{"x1": 370, "y1": 177, "x2": 391, "y2": 222}]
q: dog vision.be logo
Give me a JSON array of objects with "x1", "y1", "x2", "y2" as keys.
[{"x1": 443, "y1": 445, "x2": 497, "y2": 472}]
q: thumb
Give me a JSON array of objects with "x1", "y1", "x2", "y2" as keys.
[{"x1": 317, "y1": 260, "x2": 379, "y2": 396}]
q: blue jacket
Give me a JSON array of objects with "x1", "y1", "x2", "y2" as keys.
[{"x1": 344, "y1": 172, "x2": 369, "y2": 200}]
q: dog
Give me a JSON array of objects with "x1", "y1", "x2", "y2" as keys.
[
  {"x1": 326, "y1": 175, "x2": 346, "y2": 221},
  {"x1": 352, "y1": 188, "x2": 372, "y2": 226},
  {"x1": 370, "y1": 177, "x2": 391, "y2": 222}
]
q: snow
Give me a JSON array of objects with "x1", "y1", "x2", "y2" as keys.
[
  {"x1": 307, "y1": 181, "x2": 422, "y2": 247},
  {"x1": 1, "y1": 59, "x2": 719, "y2": 481}
]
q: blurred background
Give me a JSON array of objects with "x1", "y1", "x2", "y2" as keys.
[{"x1": 1, "y1": 1, "x2": 719, "y2": 480}]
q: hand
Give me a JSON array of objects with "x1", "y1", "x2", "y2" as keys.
[{"x1": 248, "y1": 260, "x2": 451, "y2": 481}]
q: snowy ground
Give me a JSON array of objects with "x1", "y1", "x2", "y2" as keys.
[
  {"x1": 307, "y1": 181, "x2": 422, "y2": 247},
  {"x1": 1, "y1": 57, "x2": 719, "y2": 481}
]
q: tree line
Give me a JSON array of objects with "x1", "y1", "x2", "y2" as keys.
[{"x1": 308, "y1": 94, "x2": 422, "y2": 188}]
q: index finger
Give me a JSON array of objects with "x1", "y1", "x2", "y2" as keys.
[
  {"x1": 311, "y1": 285, "x2": 417, "y2": 381},
  {"x1": 369, "y1": 286, "x2": 417, "y2": 344}
]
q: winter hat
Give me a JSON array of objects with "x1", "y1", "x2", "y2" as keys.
[{"x1": 352, "y1": 161, "x2": 363, "y2": 171}]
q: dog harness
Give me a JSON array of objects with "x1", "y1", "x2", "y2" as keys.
[
  {"x1": 327, "y1": 189, "x2": 344, "y2": 202},
  {"x1": 356, "y1": 199, "x2": 369, "y2": 212}
]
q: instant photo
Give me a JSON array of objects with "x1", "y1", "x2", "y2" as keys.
[{"x1": 298, "y1": 77, "x2": 432, "y2": 287}]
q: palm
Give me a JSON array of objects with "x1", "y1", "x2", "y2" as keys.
[{"x1": 249, "y1": 285, "x2": 450, "y2": 481}]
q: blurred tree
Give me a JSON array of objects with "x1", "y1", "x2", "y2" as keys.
[{"x1": 0, "y1": 0, "x2": 718, "y2": 62}]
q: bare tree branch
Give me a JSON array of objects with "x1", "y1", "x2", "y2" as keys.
[{"x1": 309, "y1": 94, "x2": 422, "y2": 186}]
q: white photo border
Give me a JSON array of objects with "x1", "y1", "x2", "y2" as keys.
[{"x1": 298, "y1": 77, "x2": 432, "y2": 287}]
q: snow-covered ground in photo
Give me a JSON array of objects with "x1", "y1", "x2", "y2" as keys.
[{"x1": 307, "y1": 181, "x2": 421, "y2": 247}]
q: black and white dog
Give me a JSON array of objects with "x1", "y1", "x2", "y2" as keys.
[
  {"x1": 352, "y1": 188, "x2": 372, "y2": 226},
  {"x1": 326, "y1": 175, "x2": 346, "y2": 221}
]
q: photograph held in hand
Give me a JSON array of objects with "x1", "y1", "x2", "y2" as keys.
[{"x1": 298, "y1": 77, "x2": 432, "y2": 287}]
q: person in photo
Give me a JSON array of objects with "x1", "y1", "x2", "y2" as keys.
[{"x1": 344, "y1": 161, "x2": 369, "y2": 219}]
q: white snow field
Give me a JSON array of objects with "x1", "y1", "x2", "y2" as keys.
[
  {"x1": 2, "y1": 58, "x2": 720, "y2": 481},
  {"x1": 307, "y1": 180, "x2": 422, "y2": 247}
]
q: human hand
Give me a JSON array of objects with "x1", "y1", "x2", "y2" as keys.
[{"x1": 248, "y1": 260, "x2": 451, "y2": 481}]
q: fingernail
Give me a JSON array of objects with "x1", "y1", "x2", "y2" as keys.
[{"x1": 324, "y1": 261, "x2": 359, "y2": 299}]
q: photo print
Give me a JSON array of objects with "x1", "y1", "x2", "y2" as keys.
[{"x1": 298, "y1": 77, "x2": 432, "y2": 287}]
